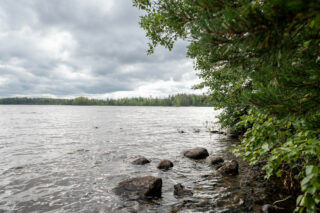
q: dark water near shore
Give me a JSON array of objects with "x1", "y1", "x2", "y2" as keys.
[{"x1": 0, "y1": 106, "x2": 263, "y2": 213}]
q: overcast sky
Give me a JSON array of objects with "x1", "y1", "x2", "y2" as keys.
[{"x1": 0, "y1": 0, "x2": 201, "y2": 99}]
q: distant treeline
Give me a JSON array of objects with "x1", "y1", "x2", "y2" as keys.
[{"x1": 0, "y1": 94, "x2": 211, "y2": 107}]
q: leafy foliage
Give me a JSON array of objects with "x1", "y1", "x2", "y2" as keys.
[{"x1": 133, "y1": 0, "x2": 320, "y2": 211}]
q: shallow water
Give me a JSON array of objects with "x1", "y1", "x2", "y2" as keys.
[{"x1": 0, "y1": 106, "x2": 255, "y2": 213}]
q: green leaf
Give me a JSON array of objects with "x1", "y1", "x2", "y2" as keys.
[
  {"x1": 297, "y1": 195, "x2": 304, "y2": 205},
  {"x1": 301, "y1": 175, "x2": 314, "y2": 187}
]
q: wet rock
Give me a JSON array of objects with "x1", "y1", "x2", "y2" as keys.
[
  {"x1": 207, "y1": 156, "x2": 224, "y2": 165},
  {"x1": 174, "y1": 183, "x2": 193, "y2": 197},
  {"x1": 157, "y1": 159, "x2": 173, "y2": 170},
  {"x1": 13, "y1": 166, "x2": 24, "y2": 170},
  {"x1": 94, "y1": 160, "x2": 102, "y2": 165},
  {"x1": 218, "y1": 160, "x2": 239, "y2": 175},
  {"x1": 226, "y1": 129, "x2": 239, "y2": 138},
  {"x1": 193, "y1": 128, "x2": 200, "y2": 133},
  {"x1": 183, "y1": 147, "x2": 209, "y2": 159},
  {"x1": 76, "y1": 149, "x2": 89, "y2": 152},
  {"x1": 67, "y1": 149, "x2": 89, "y2": 154},
  {"x1": 114, "y1": 176, "x2": 162, "y2": 199},
  {"x1": 209, "y1": 130, "x2": 225, "y2": 134},
  {"x1": 197, "y1": 199, "x2": 210, "y2": 207},
  {"x1": 173, "y1": 183, "x2": 193, "y2": 197},
  {"x1": 132, "y1": 157, "x2": 150, "y2": 165},
  {"x1": 178, "y1": 130, "x2": 185, "y2": 133},
  {"x1": 262, "y1": 204, "x2": 286, "y2": 213}
]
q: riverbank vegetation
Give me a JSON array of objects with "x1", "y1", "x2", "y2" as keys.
[
  {"x1": 133, "y1": 0, "x2": 320, "y2": 211},
  {"x1": 0, "y1": 94, "x2": 210, "y2": 106}
]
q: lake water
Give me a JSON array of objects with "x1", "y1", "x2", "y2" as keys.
[{"x1": 0, "y1": 106, "x2": 255, "y2": 213}]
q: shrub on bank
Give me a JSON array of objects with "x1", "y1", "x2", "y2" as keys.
[{"x1": 133, "y1": 0, "x2": 320, "y2": 211}]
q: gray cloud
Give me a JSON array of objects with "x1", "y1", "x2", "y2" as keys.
[{"x1": 0, "y1": 0, "x2": 199, "y2": 98}]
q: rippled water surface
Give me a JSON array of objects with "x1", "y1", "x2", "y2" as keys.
[{"x1": 0, "y1": 106, "x2": 251, "y2": 213}]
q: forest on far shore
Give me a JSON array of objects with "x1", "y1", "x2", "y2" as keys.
[{"x1": 0, "y1": 94, "x2": 211, "y2": 107}]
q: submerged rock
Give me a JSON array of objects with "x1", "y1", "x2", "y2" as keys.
[
  {"x1": 157, "y1": 159, "x2": 173, "y2": 170},
  {"x1": 13, "y1": 166, "x2": 24, "y2": 170},
  {"x1": 174, "y1": 183, "x2": 193, "y2": 197},
  {"x1": 132, "y1": 157, "x2": 151, "y2": 165},
  {"x1": 218, "y1": 160, "x2": 239, "y2": 175},
  {"x1": 262, "y1": 204, "x2": 287, "y2": 213},
  {"x1": 209, "y1": 130, "x2": 225, "y2": 134},
  {"x1": 207, "y1": 156, "x2": 224, "y2": 165},
  {"x1": 193, "y1": 128, "x2": 200, "y2": 133},
  {"x1": 114, "y1": 176, "x2": 162, "y2": 199},
  {"x1": 226, "y1": 129, "x2": 239, "y2": 138},
  {"x1": 183, "y1": 147, "x2": 209, "y2": 159}
]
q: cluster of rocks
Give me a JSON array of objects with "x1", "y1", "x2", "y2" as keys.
[
  {"x1": 183, "y1": 147, "x2": 239, "y2": 175},
  {"x1": 114, "y1": 147, "x2": 239, "y2": 201},
  {"x1": 177, "y1": 128, "x2": 240, "y2": 138}
]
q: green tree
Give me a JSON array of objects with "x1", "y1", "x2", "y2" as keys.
[{"x1": 133, "y1": 0, "x2": 320, "y2": 211}]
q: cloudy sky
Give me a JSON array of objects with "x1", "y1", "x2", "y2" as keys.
[{"x1": 0, "y1": 0, "x2": 201, "y2": 99}]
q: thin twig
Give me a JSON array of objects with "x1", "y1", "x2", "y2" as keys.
[{"x1": 273, "y1": 195, "x2": 292, "y2": 206}]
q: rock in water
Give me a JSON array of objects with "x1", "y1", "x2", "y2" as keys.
[
  {"x1": 209, "y1": 130, "x2": 224, "y2": 134},
  {"x1": 174, "y1": 183, "x2": 193, "y2": 197},
  {"x1": 226, "y1": 128, "x2": 239, "y2": 138},
  {"x1": 114, "y1": 176, "x2": 162, "y2": 199},
  {"x1": 183, "y1": 147, "x2": 209, "y2": 159},
  {"x1": 193, "y1": 128, "x2": 200, "y2": 133},
  {"x1": 218, "y1": 160, "x2": 239, "y2": 175},
  {"x1": 131, "y1": 157, "x2": 150, "y2": 165},
  {"x1": 262, "y1": 204, "x2": 286, "y2": 213},
  {"x1": 207, "y1": 156, "x2": 224, "y2": 165},
  {"x1": 157, "y1": 159, "x2": 173, "y2": 170}
]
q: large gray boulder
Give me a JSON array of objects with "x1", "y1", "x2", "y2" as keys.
[
  {"x1": 157, "y1": 159, "x2": 173, "y2": 170},
  {"x1": 218, "y1": 160, "x2": 239, "y2": 175},
  {"x1": 183, "y1": 147, "x2": 209, "y2": 159},
  {"x1": 114, "y1": 176, "x2": 162, "y2": 199}
]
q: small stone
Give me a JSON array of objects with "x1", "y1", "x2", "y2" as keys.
[
  {"x1": 114, "y1": 176, "x2": 162, "y2": 199},
  {"x1": 226, "y1": 129, "x2": 239, "y2": 138},
  {"x1": 132, "y1": 157, "x2": 151, "y2": 165},
  {"x1": 262, "y1": 204, "x2": 286, "y2": 213},
  {"x1": 218, "y1": 160, "x2": 239, "y2": 175},
  {"x1": 174, "y1": 183, "x2": 193, "y2": 197},
  {"x1": 209, "y1": 130, "x2": 224, "y2": 134},
  {"x1": 13, "y1": 166, "x2": 24, "y2": 170},
  {"x1": 157, "y1": 159, "x2": 173, "y2": 170},
  {"x1": 197, "y1": 199, "x2": 210, "y2": 207},
  {"x1": 183, "y1": 147, "x2": 209, "y2": 159},
  {"x1": 207, "y1": 156, "x2": 224, "y2": 165},
  {"x1": 193, "y1": 128, "x2": 200, "y2": 133}
]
